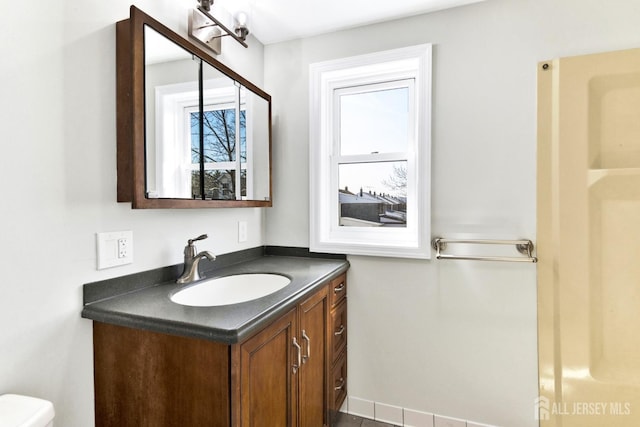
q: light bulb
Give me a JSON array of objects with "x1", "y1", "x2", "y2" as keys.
[
  {"x1": 234, "y1": 11, "x2": 249, "y2": 41},
  {"x1": 236, "y1": 11, "x2": 248, "y2": 27}
]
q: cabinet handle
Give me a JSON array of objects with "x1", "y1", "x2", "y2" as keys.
[
  {"x1": 302, "y1": 330, "x2": 311, "y2": 363},
  {"x1": 292, "y1": 337, "x2": 302, "y2": 374},
  {"x1": 334, "y1": 377, "x2": 345, "y2": 391},
  {"x1": 334, "y1": 325, "x2": 345, "y2": 336},
  {"x1": 334, "y1": 283, "x2": 345, "y2": 293}
]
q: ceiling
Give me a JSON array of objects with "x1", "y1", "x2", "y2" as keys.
[{"x1": 214, "y1": 0, "x2": 486, "y2": 45}]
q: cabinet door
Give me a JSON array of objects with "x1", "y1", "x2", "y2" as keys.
[
  {"x1": 298, "y1": 287, "x2": 329, "y2": 427},
  {"x1": 239, "y1": 308, "x2": 298, "y2": 427},
  {"x1": 329, "y1": 351, "x2": 347, "y2": 415},
  {"x1": 329, "y1": 298, "x2": 347, "y2": 362},
  {"x1": 328, "y1": 274, "x2": 346, "y2": 308},
  {"x1": 93, "y1": 322, "x2": 230, "y2": 427}
]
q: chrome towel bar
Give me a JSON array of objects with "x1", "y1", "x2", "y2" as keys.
[{"x1": 431, "y1": 238, "x2": 538, "y2": 263}]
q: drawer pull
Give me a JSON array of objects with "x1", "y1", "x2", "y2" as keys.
[
  {"x1": 302, "y1": 330, "x2": 311, "y2": 363},
  {"x1": 334, "y1": 377, "x2": 345, "y2": 391},
  {"x1": 334, "y1": 325, "x2": 345, "y2": 336},
  {"x1": 292, "y1": 337, "x2": 302, "y2": 373},
  {"x1": 334, "y1": 283, "x2": 345, "y2": 293}
]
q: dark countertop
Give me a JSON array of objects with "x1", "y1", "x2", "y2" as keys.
[{"x1": 82, "y1": 252, "x2": 349, "y2": 344}]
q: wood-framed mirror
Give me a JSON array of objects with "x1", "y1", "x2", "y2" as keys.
[{"x1": 117, "y1": 6, "x2": 272, "y2": 208}]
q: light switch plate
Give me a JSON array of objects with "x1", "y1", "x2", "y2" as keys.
[
  {"x1": 238, "y1": 221, "x2": 248, "y2": 243},
  {"x1": 97, "y1": 230, "x2": 133, "y2": 269}
]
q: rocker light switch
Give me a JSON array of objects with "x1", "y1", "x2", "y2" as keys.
[{"x1": 238, "y1": 221, "x2": 248, "y2": 243}]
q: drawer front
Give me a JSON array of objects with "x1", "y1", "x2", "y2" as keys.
[
  {"x1": 330, "y1": 350, "x2": 347, "y2": 411},
  {"x1": 330, "y1": 298, "x2": 347, "y2": 361},
  {"x1": 329, "y1": 274, "x2": 347, "y2": 308}
]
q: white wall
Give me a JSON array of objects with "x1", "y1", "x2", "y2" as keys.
[
  {"x1": 0, "y1": 1, "x2": 265, "y2": 426},
  {"x1": 264, "y1": 0, "x2": 640, "y2": 425}
]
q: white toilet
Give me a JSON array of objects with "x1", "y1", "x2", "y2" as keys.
[{"x1": 0, "y1": 394, "x2": 55, "y2": 427}]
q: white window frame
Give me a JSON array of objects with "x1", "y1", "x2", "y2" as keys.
[
  {"x1": 309, "y1": 44, "x2": 432, "y2": 259},
  {"x1": 185, "y1": 100, "x2": 249, "y2": 198},
  {"x1": 153, "y1": 79, "x2": 252, "y2": 199}
]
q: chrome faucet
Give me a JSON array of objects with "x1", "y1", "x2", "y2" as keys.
[{"x1": 176, "y1": 234, "x2": 216, "y2": 284}]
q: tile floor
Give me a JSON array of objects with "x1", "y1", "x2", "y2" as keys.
[{"x1": 332, "y1": 412, "x2": 400, "y2": 427}]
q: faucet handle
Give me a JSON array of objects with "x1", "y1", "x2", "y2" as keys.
[{"x1": 187, "y1": 234, "x2": 208, "y2": 246}]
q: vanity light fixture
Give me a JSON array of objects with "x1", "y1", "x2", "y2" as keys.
[
  {"x1": 234, "y1": 11, "x2": 250, "y2": 41},
  {"x1": 188, "y1": 0, "x2": 249, "y2": 55}
]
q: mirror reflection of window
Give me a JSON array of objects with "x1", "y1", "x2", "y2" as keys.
[
  {"x1": 142, "y1": 24, "x2": 270, "y2": 203},
  {"x1": 190, "y1": 105, "x2": 247, "y2": 200}
]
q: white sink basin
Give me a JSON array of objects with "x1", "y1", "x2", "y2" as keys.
[{"x1": 170, "y1": 273, "x2": 291, "y2": 307}]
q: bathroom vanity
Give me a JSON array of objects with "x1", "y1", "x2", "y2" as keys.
[
  {"x1": 82, "y1": 249, "x2": 348, "y2": 427},
  {"x1": 97, "y1": 5, "x2": 350, "y2": 424}
]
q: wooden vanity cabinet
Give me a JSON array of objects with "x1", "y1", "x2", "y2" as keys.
[
  {"x1": 328, "y1": 274, "x2": 348, "y2": 417},
  {"x1": 235, "y1": 307, "x2": 298, "y2": 426},
  {"x1": 298, "y1": 285, "x2": 330, "y2": 426},
  {"x1": 93, "y1": 322, "x2": 232, "y2": 427},
  {"x1": 236, "y1": 286, "x2": 329, "y2": 427},
  {"x1": 92, "y1": 277, "x2": 344, "y2": 427}
]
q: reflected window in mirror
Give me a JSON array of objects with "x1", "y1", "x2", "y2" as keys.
[
  {"x1": 146, "y1": 29, "x2": 255, "y2": 200},
  {"x1": 190, "y1": 94, "x2": 247, "y2": 200},
  {"x1": 154, "y1": 79, "x2": 254, "y2": 201},
  {"x1": 145, "y1": 25, "x2": 265, "y2": 202}
]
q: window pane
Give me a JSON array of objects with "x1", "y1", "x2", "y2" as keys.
[
  {"x1": 340, "y1": 87, "x2": 409, "y2": 155},
  {"x1": 240, "y1": 110, "x2": 246, "y2": 161},
  {"x1": 190, "y1": 109, "x2": 246, "y2": 163},
  {"x1": 338, "y1": 162, "x2": 407, "y2": 227},
  {"x1": 191, "y1": 170, "x2": 201, "y2": 199},
  {"x1": 205, "y1": 170, "x2": 235, "y2": 200},
  {"x1": 192, "y1": 170, "x2": 236, "y2": 200},
  {"x1": 191, "y1": 112, "x2": 200, "y2": 163},
  {"x1": 240, "y1": 168, "x2": 247, "y2": 198},
  {"x1": 203, "y1": 109, "x2": 235, "y2": 162},
  {"x1": 191, "y1": 169, "x2": 247, "y2": 200}
]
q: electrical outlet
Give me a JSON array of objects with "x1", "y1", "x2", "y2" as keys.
[
  {"x1": 238, "y1": 221, "x2": 248, "y2": 243},
  {"x1": 97, "y1": 231, "x2": 133, "y2": 269},
  {"x1": 118, "y1": 238, "x2": 128, "y2": 258}
]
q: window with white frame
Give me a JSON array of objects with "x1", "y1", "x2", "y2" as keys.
[
  {"x1": 153, "y1": 80, "x2": 250, "y2": 200},
  {"x1": 309, "y1": 45, "x2": 432, "y2": 258},
  {"x1": 188, "y1": 100, "x2": 247, "y2": 200}
]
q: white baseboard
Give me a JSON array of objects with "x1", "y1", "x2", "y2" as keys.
[{"x1": 346, "y1": 395, "x2": 499, "y2": 427}]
